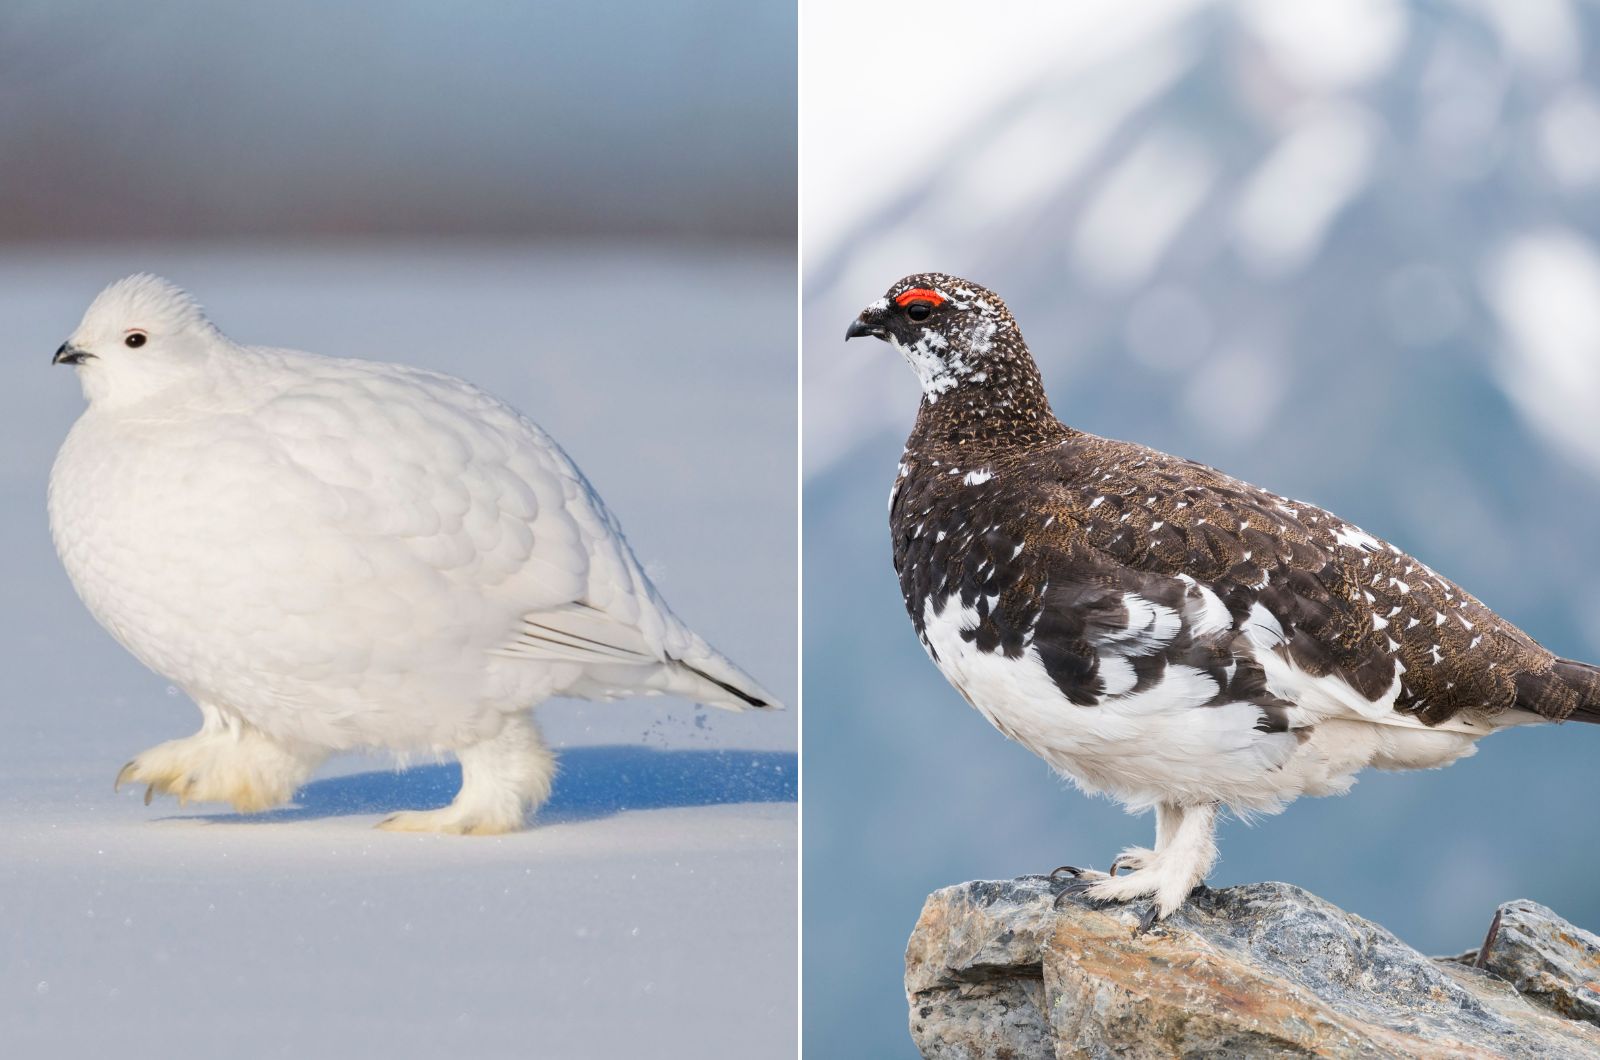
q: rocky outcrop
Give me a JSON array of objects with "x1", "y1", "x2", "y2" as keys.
[{"x1": 905, "y1": 877, "x2": 1600, "y2": 1058}]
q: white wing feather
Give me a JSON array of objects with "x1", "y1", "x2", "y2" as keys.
[{"x1": 257, "y1": 350, "x2": 779, "y2": 711}]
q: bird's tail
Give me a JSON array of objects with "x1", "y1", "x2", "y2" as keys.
[
  {"x1": 499, "y1": 602, "x2": 782, "y2": 711},
  {"x1": 666, "y1": 636, "x2": 784, "y2": 712},
  {"x1": 1519, "y1": 658, "x2": 1600, "y2": 724}
]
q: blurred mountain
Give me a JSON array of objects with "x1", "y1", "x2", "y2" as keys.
[
  {"x1": 805, "y1": 1, "x2": 1600, "y2": 1056},
  {"x1": 0, "y1": 0, "x2": 795, "y2": 241}
]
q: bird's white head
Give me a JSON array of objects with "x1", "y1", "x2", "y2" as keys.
[{"x1": 54, "y1": 274, "x2": 227, "y2": 408}]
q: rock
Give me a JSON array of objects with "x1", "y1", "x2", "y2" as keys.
[
  {"x1": 1464, "y1": 899, "x2": 1600, "y2": 1027},
  {"x1": 905, "y1": 877, "x2": 1600, "y2": 1059}
]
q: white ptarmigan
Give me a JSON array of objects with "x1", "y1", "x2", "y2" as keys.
[
  {"x1": 848, "y1": 273, "x2": 1600, "y2": 927},
  {"x1": 48, "y1": 274, "x2": 779, "y2": 834}
]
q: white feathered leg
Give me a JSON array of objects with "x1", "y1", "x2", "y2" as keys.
[
  {"x1": 115, "y1": 701, "x2": 325, "y2": 813},
  {"x1": 1054, "y1": 802, "x2": 1219, "y2": 924},
  {"x1": 378, "y1": 713, "x2": 555, "y2": 835},
  {"x1": 1083, "y1": 802, "x2": 1219, "y2": 919},
  {"x1": 1097, "y1": 800, "x2": 1187, "y2": 877}
]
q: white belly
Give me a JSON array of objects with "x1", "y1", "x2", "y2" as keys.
[
  {"x1": 916, "y1": 593, "x2": 1501, "y2": 814},
  {"x1": 48, "y1": 414, "x2": 545, "y2": 750}
]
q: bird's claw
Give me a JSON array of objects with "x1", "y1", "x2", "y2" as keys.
[
  {"x1": 1130, "y1": 884, "x2": 1210, "y2": 934},
  {"x1": 1048, "y1": 864, "x2": 1117, "y2": 907},
  {"x1": 1135, "y1": 905, "x2": 1161, "y2": 935},
  {"x1": 1051, "y1": 869, "x2": 1116, "y2": 909},
  {"x1": 113, "y1": 760, "x2": 167, "y2": 806},
  {"x1": 115, "y1": 757, "x2": 193, "y2": 808}
]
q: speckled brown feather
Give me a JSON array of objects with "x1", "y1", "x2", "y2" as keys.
[{"x1": 880, "y1": 272, "x2": 1595, "y2": 729}]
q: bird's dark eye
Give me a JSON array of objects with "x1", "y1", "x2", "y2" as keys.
[
  {"x1": 906, "y1": 301, "x2": 934, "y2": 322},
  {"x1": 124, "y1": 332, "x2": 146, "y2": 348}
]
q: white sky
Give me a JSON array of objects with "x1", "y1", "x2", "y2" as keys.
[{"x1": 800, "y1": 0, "x2": 1207, "y2": 257}]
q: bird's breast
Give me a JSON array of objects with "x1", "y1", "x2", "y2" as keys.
[
  {"x1": 891, "y1": 466, "x2": 1041, "y2": 653},
  {"x1": 47, "y1": 412, "x2": 499, "y2": 706}
]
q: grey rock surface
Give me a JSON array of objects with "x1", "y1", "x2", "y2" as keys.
[
  {"x1": 906, "y1": 877, "x2": 1600, "y2": 1059},
  {"x1": 1464, "y1": 898, "x2": 1600, "y2": 1027}
]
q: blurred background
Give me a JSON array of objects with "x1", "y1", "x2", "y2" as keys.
[
  {"x1": 0, "y1": 0, "x2": 793, "y2": 241},
  {"x1": 1, "y1": 3, "x2": 795, "y2": 1058},
  {"x1": 803, "y1": 0, "x2": 1600, "y2": 1054}
]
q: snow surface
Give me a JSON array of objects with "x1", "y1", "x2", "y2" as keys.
[{"x1": 0, "y1": 244, "x2": 796, "y2": 1058}]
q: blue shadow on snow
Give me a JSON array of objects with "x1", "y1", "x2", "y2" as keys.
[{"x1": 183, "y1": 745, "x2": 795, "y2": 826}]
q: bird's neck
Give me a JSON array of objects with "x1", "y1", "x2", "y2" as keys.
[{"x1": 907, "y1": 342, "x2": 1072, "y2": 458}]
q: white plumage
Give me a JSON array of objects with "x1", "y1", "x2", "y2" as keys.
[{"x1": 48, "y1": 274, "x2": 778, "y2": 834}]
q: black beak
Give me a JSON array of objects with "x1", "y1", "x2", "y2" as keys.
[
  {"x1": 846, "y1": 309, "x2": 888, "y2": 342},
  {"x1": 53, "y1": 342, "x2": 93, "y2": 366}
]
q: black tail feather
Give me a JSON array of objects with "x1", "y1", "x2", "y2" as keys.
[
  {"x1": 1552, "y1": 658, "x2": 1600, "y2": 724},
  {"x1": 677, "y1": 660, "x2": 771, "y2": 708}
]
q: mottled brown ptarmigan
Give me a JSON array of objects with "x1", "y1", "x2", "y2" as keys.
[{"x1": 848, "y1": 272, "x2": 1600, "y2": 928}]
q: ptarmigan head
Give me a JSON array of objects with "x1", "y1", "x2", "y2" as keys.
[
  {"x1": 845, "y1": 273, "x2": 1025, "y2": 403},
  {"x1": 54, "y1": 274, "x2": 225, "y2": 407}
]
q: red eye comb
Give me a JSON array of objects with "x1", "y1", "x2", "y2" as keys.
[{"x1": 894, "y1": 288, "x2": 945, "y2": 307}]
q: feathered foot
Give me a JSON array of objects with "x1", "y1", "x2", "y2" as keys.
[
  {"x1": 377, "y1": 713, "x2": 555, "y2": 836},
  {"x1": 1049, "y1": 803, "x2": 1219, "y2": 930},
  {"x1": 115, "y1": 705, "x2": 320, "y2": 814}
]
